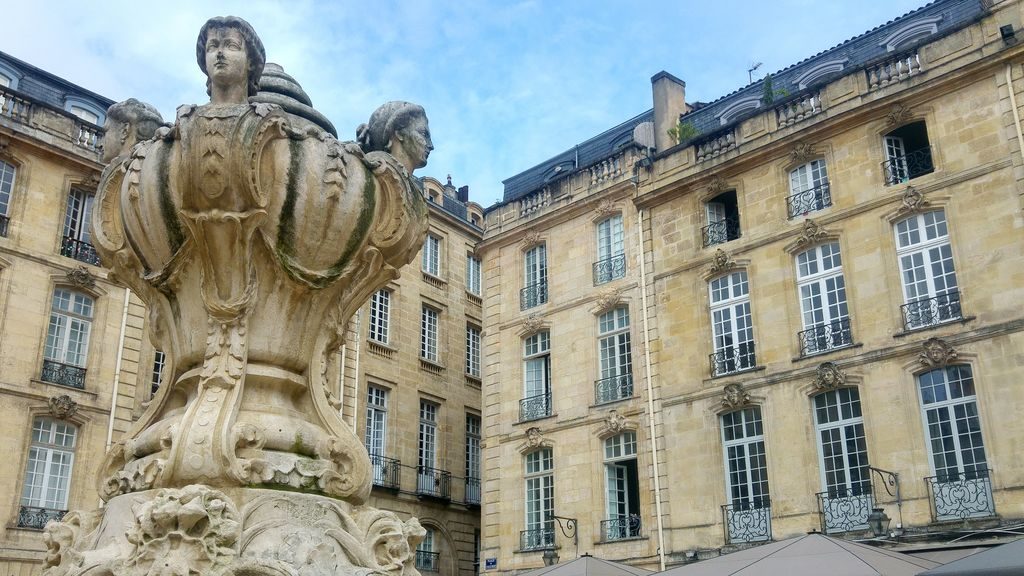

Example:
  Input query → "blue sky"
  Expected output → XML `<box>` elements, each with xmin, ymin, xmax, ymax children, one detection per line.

<box><xmin>5</xmin><ymin>0</ymin><xmax>930</xmax><ymax>207</ymax></box>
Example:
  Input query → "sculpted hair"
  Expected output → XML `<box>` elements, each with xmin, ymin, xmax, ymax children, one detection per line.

<box><xmin>196</xmin><ymin>16</ymin><xmax>266</xmax><ymax>97</ymax></box>
<box><xmin>357</xmin><ymin>101</ymin><xmax>426</xmax><ymax>154</ymax></box>
<box><xmin>107</xmin><ymin>99</ymin><xmax>164</xmax><ymax>141</ymax></box>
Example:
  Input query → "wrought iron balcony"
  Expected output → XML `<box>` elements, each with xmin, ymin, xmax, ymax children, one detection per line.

<box><xmin>60</xmin><ymin>236</ymin><xmax>101</xmax><ymax>266</ymax></box>
<box><xmin>595</xmin><ymin>374</ymin><xmax>633</xmax><ymax>405</ymax></box>
<box><xmin>41</xmin><ymin>359</ymin><xmax>86</xmax><ymax>389</ymax></box>
<box><xmin>0</xmin><ymin>214</ymin><xmax>9</xmax><ymax>237</ymax></box>
<box><xmin>415</xmin><ymin>550</ymin><xmax>440</xmax><ymax>572</ymax></box>
<box><xmin>702</xmin><ymin>217</ymin><xmax>741</xmax><ymax>247</ymax></box>
<box><xmin>519</xmin><ymin>393</ymin><xmax>551</xmax><ymax>422</ymax></box>
<box><xmin>17</xmin><ymin>506</ymin><xmax>66</xmax><ymax>530</ymax></box>
<box><xmin>722</xmin><ymin>498</ymin><xmax>772</xmax><ymax>544</ymax></box>
<box><xmin>593</xmin><ymin>253</ymin><xmax>626</xmax><ymax>285</ymax></box>
<box><xmin>798</xmin><ymin>318</ymin><xmax>852</xmax><ymax>356</ymax></box>
<box><xmin>816</xmin><ymin>486</ymin><xmax>873</xmax><ymax>534</ymax></box>
<box><xmin>465</xmin><ymin>477</ymin><xmax>481</xmax><ymax>505</ymax></box>
<box><xmin>786</xmin><ymin>181</ymin><xmax>832</xmax><ymax>218</ymax></box>
<box><xmin>882</xmin><ymin>146</ymin><xmax>934</xmax><ymax>185</ymax></box>
<box><xmin>416</xmin><ymin>466</ymin><xmax>451</xmax><ymax>501</ymax></box>
<box><xmin>520</xmin><ymin>281</ymin><xmax>549</xmax><ymax>310</ymax></box>
<box><xmin>369</xmin><ymin>454</ymin><xmax>401</xmax><ymax>490</ymax></box>
<box><xmin>925</xmin><ymin>468</ymin><xmax>995</xmax><ymax>522</ymax></box>
<box><xmin>902</xmin><ymin>291</ymin><xmax>962</xmax><ymax>331</ymax></box>
<box><xmin>601</xmin><ymin>514</ymin><xmax>642</xmax><ymax>541</ymax></box>
<box><xmin>519</xmin><ymin>527</ymin><xmax>555</xmax><ymax>551</ymax></box>
<box><xmin>709</xmin><ymin>343</ymin><xmax>756</xmax><ymax>377</ymax></box>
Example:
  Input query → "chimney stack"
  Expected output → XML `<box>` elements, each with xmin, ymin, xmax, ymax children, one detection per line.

<box><xmin>651</xmin><ymin>71</ymin><xmax>687</xmax><ymax>153</ymax></box>
<box><xmin>458</xmin><ymin>185</ymin><xmax>469</xmax><ymax>203</ymax></box>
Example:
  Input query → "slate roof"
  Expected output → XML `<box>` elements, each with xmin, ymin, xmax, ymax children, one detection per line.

<box><xmin>497</xmin><ymin>0</ymin><xmax>985</xmax><ymax>207</ymax></box>
<box><xmin>0</xmin><ymin>50</ymin><xmax>115</xmax><ymax>118</ymax></box>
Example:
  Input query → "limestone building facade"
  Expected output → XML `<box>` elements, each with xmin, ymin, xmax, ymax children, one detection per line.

<box><xmin>479</xmin><ymin>0</ymin><xmax>1024</xmax><ymax>572</ymax></box>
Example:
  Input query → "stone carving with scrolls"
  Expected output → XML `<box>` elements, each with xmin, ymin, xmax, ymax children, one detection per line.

<box><xmin>899</xmin><ymin>186</ymin><xmax>929</xmax><ymax>215</ymax></box>
<box><xmin>48</xmin><ymin>395</ymin><xmax>79</xmax><ymax>420</ymax></box>
<box><xmin>919</xmin><ymin>337</ymin><xmax>958</xmax><ymax>368</ymax></box>
<box><xmin>886</xmin><ymin>102</ymin><xmax>912</xmax><ymax>125</ymax></box>
<box><xmin>708</xmin><ymin>249</ymin><xmax>736</xmax><ymax>276</ymax></box>
<box><xmin>793</xmin><ymin>219</ymin><xmax>829</xmax><ymax>250</ymax></box>
<box><xmin>790</xmin><ymin>141</ymin><xmax>815</xmax><ymax>164</ymax></box>
<box><xmin>65</xmin><ymin>267</ymin><xmax>95</xmax><ymax>290</ymax></box>
<box><xmin>721</xmin><ymin>383</ymin><xmax>751</xmax><ymax>410</ymax></box>
<box><xmin>813</xmin><ymin>362</ymin><xmax>847</xmax><ymax>390</ymax></box>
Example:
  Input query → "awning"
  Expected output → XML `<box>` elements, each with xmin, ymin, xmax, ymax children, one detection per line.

<box><xmin>517</xmin><ymin>554</ymin><xmax>653</xmax><ymax>576</ymax></box>
<box><xmin>917</xmin><ymin>538</ymin><xmax>1024</xmax><ymax>576</ymax></box>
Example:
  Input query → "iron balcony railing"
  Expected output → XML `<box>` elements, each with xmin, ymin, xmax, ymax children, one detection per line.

<box><xmin>722</xmin><ymin>498</ymin><xmax>772</xmax><ymax>544</ymax></box>
<box><xmin>465</xmin><ymin>477</ymin><xmax>481</xmax><ymax>505</ymax></box>
<box><xmin>0</xmin><ymin>214</ymin><xmax>9</xmax><ymax>237</ymax></box>
<box><xmin>41</xmin><ymin>359</ymin><xmax>86</xmax><ymax>389</ymax></box>
<box><xmin>60</xmin><ymin>236</ymin><xmax>101</xmax><ymax>266</ymax></box>
<box><xmin>520</xmin><ymin>281</ymin><xmax>549</xmax><ymax>310</ymax></box>
<box><xmin>595</xmin><ymin>374</ymin><xmax>633</xmax><ymax>405</ymax></box>
<box><xmin>17</xmin><ymin>506</ymin><xmax>66</xmax><ymax>530</ymax></box>
<box><xmin>520</xmin><ymin>527</ymin><xmax>555</xmax><ymax>551</ymax></box>
<box><xmin>709</xmin><ymin>343</ymin><xmax>756</xmax><ymax>377</ymax></box>
<box><xmin>369</xmin><ymin>454</ymin><xmax>401</xmax><ymax>490</ymax></box>
<box><xmin>601</xmin><ymin>514</ymin><xmax>642</xmax><ymax>542</ymax></box>
<box><xmin>519</xmin><ymin>392</ymin><xmax>551</xmax><ymax>422</ymax></box>
<box><xmin>702</xmin><ymin>217</ymin><xmax>740</xmax><ymax>247</ymax></box>
<box><xmin>786</xmin><ymin>181</ymin><xmax>832</xmax><ymax>218</ymax></box>
<box><xmin>798</xmin><ymin>318</ymin><xmax>853</xmax><ymax>356</ymax></box>
<box><xmin>593</xmin><ymin>253</ymin><xmax>626</xmax><ymax>285</ymax></box>
<box><xmin>416</xmin><ymin>466</ymin><xmax>451</xmax><ymax>501</ymax></box>
<box><xmin>816</xmin><ymin>485</ymin><xmax>873</xmax><ymax>534</ymax></box>
<box><xmin>882</xmin><ymin>146</ymin><xmax>934</xmax><ymax>185</ymax></box>
<box><xmin>925</xmin><ymin>468</ymin><xmax>995</xmax><ymax>522</ymax></box>
<box><xmin>415</xmin><ymin>550</ymin><xmax>440</xmax><ymax>572</ymax></box>
<box><xmin>902</xmin><ymin>291</ymin><xmax>962</xmax><ymax>331</ymax></box>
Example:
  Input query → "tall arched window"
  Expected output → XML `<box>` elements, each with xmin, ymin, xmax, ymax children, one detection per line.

<box><xmin>522</xmin><ymin>243</ymin><xmax>548</xmax><ymax>309</ymax></box>
<box><xmin>894</xmin><ymin>209</ymin><xmax>960</xmax><ymax>330</ymax></box>
<box><xmin>594</xmin><ymin>214</ymin><xmax>625</xmax><ymax>284</ymax></box>
<box><xmin>813</xmin><ymin>388</ymin><xmax>872</xmax><ymax>534</ymax></box>
<box><xmin>522</xmin><ymin>448</ymin><xmax>554</xmax><ymax>550</ymax></box>
<box><xmin>603</xmin><ymin>432</ymin><xmax>640</xmax><ymax>541</ymax></box>
<box><xmin>42</xmin><ymin>288</ymin><xmax>94</xmax><ymax>389</ymax></box>
<box><xmin>796</xmin><ymin>243</ymin><xmax>851</xmax><ymax>355</ymax></box>
<box><xmin>709</xmin><ymin>271</ymin><xmax>755</xmax><ymax>376</ymax></box>
<box><xmin>0</xmin><ymin>158</ymin><xmax>15</xmax><ymax>237</ymax></box>
<box><xmin>596</xmin><ymin>307</ymin><xmax>632</xmax><ymax>404</ymax></box>
<box><xmin>521</xmin><ymin>331</ymin><xmax>551</xmax><ymax>421</ymax></box>
<box><xmin>721</xmin><ymin>407</ymin><xmax>771</xmax><ymax>543</ymax></box>
<box><xmin>18</xmin><ymin>417</ymin><xmax>77</xmax><ymax>529</ymax></box>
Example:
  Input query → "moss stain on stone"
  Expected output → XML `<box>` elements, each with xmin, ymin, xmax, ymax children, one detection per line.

<box><xmin>155</xmin><ymin>143</ymin><xmax>184</xmax><ymax>251</ymax></box>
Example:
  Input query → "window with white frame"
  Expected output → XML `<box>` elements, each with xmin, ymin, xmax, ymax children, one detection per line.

<box><xmin>595</xmin><ymin>214</ymin><xmax>625</xmax><ymax>284</ymax></box>
<box><xmin>796</xmin><ymin>243</ymin><xmax>851</xmax><ymax>355</ymax></box>
<box><xmin>43</xmin><ymin>289</ymin><xmax>94</xmax><ymax>388</ymax></box>
<box><xmin>524</xmin><ymin>448</ymin><xmax>554</xmax><ymax>550</ymax></box>
<box><xmin>417</xmin><ymin>400</ymin><xmax>439</xmax><ymax>493</ymax></box>
<box><xmin>420</xmin><ymin>305</ymin><xmax>439</xmax><ymax>363</ymax></box>
<box><xmin>415</xmin><ymin>527</ymin><xmax>438</xmax><ymax>572</ymax></box>
<box><xmin>787</xmin><ymin>159</ymin><xmax>831</xmax><ymax>218</ymax></box>
<box><xmin>604</xmin><ymin>432</ymin><xmax>640</xmax><ymax>540</ymax></box>
<box><xmin>521</xmin><ymin>331</ymin><xmax>551</xmax><ymax>421</ymax></box>
<box><xmin>0</xmin><ymin>74</ymin><xmax>11</xmax><ymax>88</ymax></box>
<box><xmin>703</xmin><ymin>191</ymin><xmax>741</xmax><ymax>247</ymax></box>
<box><xmin>895</xmin><ymin>210</ymin><xmax>960</xmax><ymax>330</ymax></box>
<box><xmin>68</xmin><ymin>105</ymin><xmax>99</xmax><ymax>125</ymax></box>
<box><xmin>365</xmin><ymin>386</ymin><xmax>388</xmax><ymax>458</ymax></box>
<box><xmin>465</xmin><ymin>414</ymin><xmax>481</xmax><ymax>504</ymax></box>
<box><xmin>422</xmin><ymin>234</ymin><xmax>441</xmax><ymax>277</ymax></box>
<box><xmin>466</xmin><ymin>325</ymin><xmax>481</xmax><ymax>378</ymax></box>
<box><xmin>522</xmin><ymin>244</ymin><xmax>548</xmax><ymax>309</ymax></box>
<box><xmin>368</xmin><ymin>289</ymin><xmax>391</xmax><ymax>344</ymax></box>
<box><xmin>883</xmin><ymin>121</ymin><xmax>933</xmax><ymax>185</ymax></box>
<box><xmin>814</xmin><ymin>388</ymin><xmax>872</xmax><ymax>533</ymax></box>
<box><xmin>1</xmin><ymin>159</ymin><xmax>15</xmax><ymax>227</ymax></box>
<box><xmin>721</xmin><ymin>407</ymin><xmax>771</xmax><ymax>543</ymax></box>
<box><xmin>150</xmin><ymin>350</ymin><xmax>166</xmax><ymax>396</ymax></box>
<box><xmin>466</xmin><ymin>254</ymin><xmax>482</xmax><ymax>296</ymax></box>
<box><xmin>20</xmin><ymin>417</ymin><xmax>77</xmax><ymax>525</ymax></box>
<box><xmin>62</xmin><ymin>189</ymin><xmax>99</xmax><ymax>265</ymax></box>
<box><xmin>596</xmin><ymin>307</ymin><xmax>632</xmax><ymax>404</ymax></box>
<box><xmin>709</xmin><ymin>271</ymin><xmax>755</xmax><ymax>376</ymax></box>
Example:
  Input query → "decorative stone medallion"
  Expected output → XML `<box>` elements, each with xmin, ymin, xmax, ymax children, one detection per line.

<box><xmin>813</xmin><ymin>362</ymin><xmax>847</xmax><ymax>390</ymax></box>
<box><xmin>919</xmin><ymin>337</ymin><xmax>958</xmax><ymax>368</ymax></box>
<box><xmin>48</xmin><ymin>395</ymin><xmax>79</xmax><ymax>420</ymax></box>
<box><xmin>708</xmin><ymin>249</ymin><xmax>736</xmax><ymax>276</ymax></box>
<box><xmin>65</xmin><ymin>266</ymin><xmax>96</xmax><ymax>289</ymax></box>
<box><xmin>790</xmin><ymin>141</ymin><xmax>815</xmax><ymax>164</ymax></box>
<box><xmin>721</xmin><ymin>383</ymin><xmax>751</xmax><ymax>410</ymax></box>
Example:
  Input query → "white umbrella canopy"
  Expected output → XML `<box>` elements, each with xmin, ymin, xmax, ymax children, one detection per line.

<box><xmin>656</xmin><ymin>534</ymin><xmax>940</xmax><ymax>576</ymax></box>
<box><xmin>517</xmin><ymin>554</ymin><xmax>653</xmax><ymax>576</ymax></box>
<box><xmin>917</xmin><ymin>538</ymin><xmax>1024</xmax><ymax>576</ymax></box>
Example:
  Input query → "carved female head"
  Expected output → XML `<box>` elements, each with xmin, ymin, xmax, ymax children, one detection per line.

<box><xmin>357</xmin><ymin>101</ymin><xmax>433</xmax><ymax>173</ymax></box>
<box><xmin>195</xmin><ymin>16</ymin><xmax>266</xmax><ymax>99</ymax></box>
<box><xmin>102</xmin><ymin>99</ymin><xmax>164</xmax><ymax>163</ymax></box>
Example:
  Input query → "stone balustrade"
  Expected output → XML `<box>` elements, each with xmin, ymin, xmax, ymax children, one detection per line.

<box><xmin>775</xmin><ymin>91</ymin><xmax>822</xmax><ymax>128</ymax></box>
<box><xmin>0</xmin><ymin>86</ymin><xmax>33</xmax><ymax>123</ymax></box>
<box><xmin>866</xmin><ymin>50</ymin><xmax>922</xmax><ymax>90</ymax></box>
<box><xmin>518</xmin><ymin>188</ymin><xmax>551</xmax><ymax>218</ymax></box>
<box><xmin>0</xmin><ymin>85</ymin><xmax>104</xmax><ymax>161</ymax></box>
<box><xmin>694</xmin><ymin>128</ymin><xmax>737</xmax><ymax>163</ymax></box>
<box><xmin>76</xmin><ymin>122</ymin><xmax>103</xmax><ymax>151</ymax></box>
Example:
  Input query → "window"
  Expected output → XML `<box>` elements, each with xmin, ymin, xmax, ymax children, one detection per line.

<box><xmin>521</xmin><ymin>244</ymin><xmax>548</xmax><ymax>310</ymax></box>
<box><xmin>521</xmin><ymin>331</ymin><xmax>551</xmax><ymax>421</ymax></box>
<box><xmin>417</xmin><ymin>400</ymin><xmax>440</xmax><ymax>494</ymax></box>
<box><xmin>466</xmin><ymin>325</ymin><xmax>481</xmax><ymax>378</ymax></box>
<box><xmin>594</xmin><ymin>214</ymin><xmax>625</xmax><ymax>284</ymax></box>
<box><xmin>422</xmin><ymin>234</ymin><xmax>441</xmax><ymax>277</ymax></box>
<box><xmin>703</xmin><ymin>190</ymin><xmax>741</xmax><ymax>247</ymax></box>
<box><xmin>42</xmin><ymin>289</ymin><xmax>94</xmax><ymax>389</ymax></box>
<box><xmin>68</xmin><ymin>106</ymin><xmax>99</xmax><ymax>125</ymax></box>
<box><xmin>368</xmin><ymin>289</ymin><xmax>390</xmax><ymax>344</ymax></box>
<box><xmin>787</xmin><ymin>159</ymin><xmax>831</xmax><ymax>218</ymax></box>
<box><xmin>0</xmin><ymin>74</ymin><xmax>11</xmax><ymax>88</ymax></box>
<box><xmin>596</xmin><ymin>307</ymin><xmax>632</xmax><ymax>404</ymax></box>
<box><xmin>420</xmin><ymin>306</ymin><xmax>439</xmax><ymax>363</ymax></box>
<box><xmin>61</xmin><ymin>189</ymin><xmax>100</xmax><ymax>265</ymax></box>
<box><xmin>721</xmin><ymin>407</ymin><xmax>771</xmax><ymax>543</ymax></box>
<box><xmin>814</xmin><ymin>388</ymin><xmax>872</xmax><ymax>533</ymax></box>
<box><xmin>150</xmin><ymin>350</ymin><xmax>166</xmax><ymax>396</ymax></box>
<box><xmin>895</xmin><ymin>210</ymin><xmax>960</xmax><ymax>330</ymax></box>
<box><xmin>416</xmin><ymin>527</ymin><xmax>439</xmax><ymax>572</ymax></box>
<box><xmin>918</xmin><ymin>365</ymin><xmax>994</xmax><ymax>520</ymax></box>
<box><xmin>465</xmin><ymin>414</ymin><xmax>481</xmax><ymax>504</ymax></box>
<box><xmin>467</xmin><ymin>254</ymin><xmax>482</xmax><ymax>296</ymax></box>
<box><xmin>0</xmin><ymin>159</ymin><xmax>14</xmax><ymax>237</ymax></box>
<box><xmin>365</xmin><ymin>386</ymin><xmax>392</xmax><ymax>487</ymax></box>
<box><xmin>19</xmin><ymin>418</ymin><xmax>77</xmax><ymax>529</ymax></box>
<box><xmin>883</xmin><ymin>121</ymin><xmax>933</xmax><ymax>185</ymax></box>
<box><xmin>796</xmin><ymin>243</ymin><xmax>851</xmax><ymax>355</ymax></box>
<box><xmin>603</xmin><ymin>432</ymin><xmax>640</xmax><ymax>541</ymax></box>
<box><xmin>523</xmin><ymin>449</ymin><xmax>554</xmax><ymax>550</ymax></box>
<box><xmin>709</xmin><ymin>272</ymin><xmax>755</xmax><ymax>376</ymax></box>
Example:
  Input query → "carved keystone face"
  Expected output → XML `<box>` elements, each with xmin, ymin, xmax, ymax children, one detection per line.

<box><xmin>205</xmin><ymin>27</ymin><xmax>248</xmax><ymax>93</ymax></box>
<box><xmin>399</xmin><ymin>114</ymin><xmax>433</xmax><ymax>170</ymax></box>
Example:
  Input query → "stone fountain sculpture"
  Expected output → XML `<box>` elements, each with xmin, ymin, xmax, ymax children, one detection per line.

<box><xmin>44</xmin><ymin>16</ymin><xmax>432</xmax><ymax>576</ymax></box>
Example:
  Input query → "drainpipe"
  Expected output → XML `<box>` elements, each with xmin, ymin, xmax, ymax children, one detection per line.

<box><xmin>1006</xmin><ymin>64</ymin><xmax>1024</xmax><ymax>173</ymax></box>
<box><xmin>105</xmin><ymin>287</ymin><xmax>131</xmax><ymax>451</ymax></box>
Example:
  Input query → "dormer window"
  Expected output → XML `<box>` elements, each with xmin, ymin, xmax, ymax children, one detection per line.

<box><xmin>63</xmin><ymin>98</ymin><xmax>105</xmax><ymax>126</ymax></box>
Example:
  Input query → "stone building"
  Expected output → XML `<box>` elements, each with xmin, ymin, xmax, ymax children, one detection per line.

<box><xmin>0</xmin><ymin>51</ymin><xmax>485</xmax><ymax>575</ymax></box>
<box><xmin>479</xmin><ymin>0</ymin><xmax>1024</xmax><ymax>572</ymax></box>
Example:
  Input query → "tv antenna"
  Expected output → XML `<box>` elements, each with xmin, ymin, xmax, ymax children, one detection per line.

<box><xmin>748</xmin><ymin>62</ymin><xmax>763</xmax><ymax>84</ymax></box>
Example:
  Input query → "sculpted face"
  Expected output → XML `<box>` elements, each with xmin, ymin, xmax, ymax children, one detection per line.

<box><xmin>100</xmin><ymin>117</ymin><xmax>123</xmax><ymax>163</ymax></box>
<box><xmin>205</xmin><ymin>27</ymin><xmax>248</xmax><ymax>95</ymax></box>
<box><xmin>398</xmin><ymin>114</ymin><xmax>433</xmax><ymax>171</ymax></box>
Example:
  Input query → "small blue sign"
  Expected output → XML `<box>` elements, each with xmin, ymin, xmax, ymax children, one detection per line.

<box><xmin>485</xmin><ymin>558</ymin><xmax>498</xmax><ymax>570</ymax></box>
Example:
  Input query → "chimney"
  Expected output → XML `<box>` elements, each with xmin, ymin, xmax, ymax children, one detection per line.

<box><xmin>651</xmin><ymin>71</ymin><xmax>687</xmax><ymax>153</ymax></box>
<box><xmin>458</xmin><ymin>185</ymin><xmax>469</xmax><ymax>203</ymax></box>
